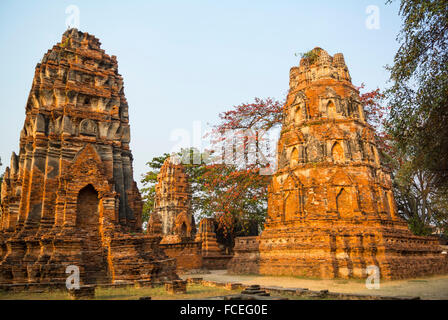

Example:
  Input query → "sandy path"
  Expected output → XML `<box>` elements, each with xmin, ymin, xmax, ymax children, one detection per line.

<box><xmin>181</xmin><ymin>270</ymin><xmax>448</xmax><ymax>300</ymax></box>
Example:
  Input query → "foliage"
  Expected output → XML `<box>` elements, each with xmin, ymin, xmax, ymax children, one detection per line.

<box><xmin>357</xmin><ymin>84</ymin><xmax>397</xmax><ymax>167</ymax></box>
<box><xmin>140</xmin><ymin>148</ymin><xmax>211</xmax><ymax>225</ymax></box>
<box><xmin>359</xmin><ymin>83</ymin><xmax>448</xmax><ymax>236</ymax></box>
<box><xmin>196</xmin><ymin>163</ymin><xmax>269</xmax><ymax>248</ymax></box>
<box><xmin>140</xmin><ymin>153</ymin><xmax>171</xmax><ymax>224</ymax></box>
<box><xmin>207</xmin><ymin>89</ymin><xmax>390</xmax><ymax>243</ymax></box>
<box><xmin>207</xmin><ymin>97</ymin><xmax>284</xmax><ymax>245</ymax></box>
<box><xmin>295</xmin><ymin>48</ymin><xmax>321</xmax><ymax>64</ymax></box>
<box><xmin>393</xmin><ymin>159</ymin><xmax>448</xmax><ymax>236</ymax></box>
<box><xmin>215</xmin><ymin>97</ymin><xmax>283</xmax><ymax>133</ymax></box>
<box><xmin>385</xmin><ymin>0</ymin><xmax>448</xmax><ymax>188</ymax></box>
<box><xmin>382</xmin><ymin>0</ymin><xmax>448</xmax><ymax>235</ymax></box>
<box><xmin>140</xmin><ymin>146</ymin><xmax>268</xmax><ymax>248</ymax></box>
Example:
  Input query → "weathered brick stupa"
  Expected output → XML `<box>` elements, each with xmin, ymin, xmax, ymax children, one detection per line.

<box><xmin>148</xmin><ymin>158</ymin><xmax>233</xmax><ymax>271</ymax></box>
<box><xmin>151</xmin><ymin>157</ymin><xmax>196</xmax><ymax>244</ymax></box>
<box><xmin>0</xmin><ymin>29</ymin><xmax>178</xmax><ymax>286</ymax></box>
<box><xmin>147</xmin><ymin>157</ymin><xmax>202</xmax><ymax>271</ymax></box>
<box><xmin>229</xmin><ymin>48</ymin><xmax>448</xmax><ymax>280</ymax></box>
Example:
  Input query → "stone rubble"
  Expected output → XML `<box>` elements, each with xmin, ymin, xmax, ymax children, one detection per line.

<box><xmin>165</xmin><ymin>279</ymin><xmax>187</xmax><ymax>294</ymax></box>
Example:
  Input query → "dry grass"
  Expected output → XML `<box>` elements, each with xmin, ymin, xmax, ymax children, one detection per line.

<box><xmin>0</xmin><ymin>284</ymin><xmax>241</xmax><ymax>300</ymax></box>
<box><xmin>0</xmin><ymin>283</ymin><xmax>331</xmax><ymax>300</ymax></box>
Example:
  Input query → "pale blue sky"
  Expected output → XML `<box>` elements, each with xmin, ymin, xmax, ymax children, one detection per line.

<box><xmin>0</xmin><ymin>0</ymin><xmax>401</xmax><ymax>185</ymax></box>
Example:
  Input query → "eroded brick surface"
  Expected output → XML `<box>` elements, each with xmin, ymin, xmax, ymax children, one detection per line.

<box><xmin>149</xmin><ymin>159</ymin><xmax>232</xmax><ymax>271</ymax></box>
<box><xmin>196</xmin><ymin>218</ymin><xmax>233</xmax><ymax>270</ymax></box>
<box><xmin>228</xmin><ymin>48</ymin><xmax>448</xmax><ymax>279</ymax></box>
<box><xmin>0</xmin><ymin>29</ymin><xmax>178</xmax><ymax>286</ymax></box>
<box><xmin>149</xmin><ymin>157</ymin><xmax>196</xmax><ymax>243</ymax></box>
<box><xmin>148</xmin><ymin>157</ymin><xmax>202</xmax><ymax>271</ymax></box>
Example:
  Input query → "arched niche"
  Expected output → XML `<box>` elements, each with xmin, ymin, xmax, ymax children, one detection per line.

<box><xmin>331</xmin><ymin>142</ymin><xmax>344</xmax><ymax>162</ymax></box>
<box><xmin>280</xmin><ymin>174</ymin><xmax>304</xmax><ymax>221</ymax></box>
<box><xmin>336</xmin><ymin>188</ymin><xmax>352</xmax><ymax>217</ymax></box>
<box><xmin>328</xmin><ymin>170</ymin><xmax>360</xmax><ymax>216</ymax></box>
<box><xmin>180</xmin><ymin>222</ymin><xmax>187</xmax><ymax>238</ymax></box>
<box><xmin>76</xmin><ymin>184</ymin><xmax>99</xmax><ymax>230</ymax></box>
<box><xmin>387</xmin><ymin>191</ymin><xmax>397</xmax><ymax>219</ymax></box>
<box><xmin>284</xmin><ymin>191</ymin><xmax>299</xmax><ymax>221</ymax></box>
<box><xmin>294</xmin><ymin>105</ymin><xmax>301</xmax><ymax>124</ymax></box>
<box><xmin>290</xmin><ymin>147</ymin><xmax>299</xmax><ymax>167</ymax></box>
<box><xmin>327</xmin><ymin>101</ymin><xmax>336</xmax><ymax>118</ymax></box>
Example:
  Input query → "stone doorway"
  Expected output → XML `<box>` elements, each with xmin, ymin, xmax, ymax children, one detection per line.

<box><xmin>76</xmin><ymin>184</ymin><xmax>99</xmax><ymax>231</ymax></box>
<box><xmin>336</xmin><ymin>188</ymin><xmax>352</xmax><ymax>217</ymax></box>
<box><xmin>75</xmin><ymin>184</ymin><xmax>109</xmax><ymax>284</ymax></box>
<box><xmin>180</xmin><ymin>222</ymin><xmax>187</xmax><ymax>238</ymax></box>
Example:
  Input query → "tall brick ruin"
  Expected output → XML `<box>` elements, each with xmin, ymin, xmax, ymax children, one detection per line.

<box><xmin>0</xmin><ymin>29</ymin><xmax>178</xmax><ymax>286</ymax></box>
<box><xmin>229</xmin><ymin>48</ymin><xmax>448</xmax><ymax>279</ymax></box>
<box><xmin>149</xmin><ymin>158</ymin><xmax>232</xmax><ymax>271</ymax></box>
<box><xmin>147</xmin><ymin>157</ymin><xmax>203</xmax><ymax>272</ymax></box>
<box><xmin>151</xmin><ymin>157</ymin><xmax>196</xmax><ymax>244</ymax></box>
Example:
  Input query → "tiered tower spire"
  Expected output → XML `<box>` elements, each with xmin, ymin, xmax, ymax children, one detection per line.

<box><xmin>0</xmin><ymin>29</ymin><xmax>178</xmax><ymax>285</ymax></box>
<box><xmin>231</xmin><ymin>48</ymin><xmax>448</xmax><ymax>279</ymax></box>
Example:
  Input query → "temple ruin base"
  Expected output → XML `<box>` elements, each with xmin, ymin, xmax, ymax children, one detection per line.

<box><xmin>229</xmin><ymin>219</ymin><xmax>448</xmax><ymax>280</ymax></box>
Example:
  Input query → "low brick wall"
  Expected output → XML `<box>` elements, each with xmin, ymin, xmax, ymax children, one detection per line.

<box><xmin>0</xmin><ymin>282</ymin><xmax>66</xmax><ymax>292</ymax></box>
<box><xmin>68</xmin><ymin>285</ymin><xmax>95</xmax><ymax>300</ymax></box>
<box><xmin>160</xmin><ymin>242</ymin><xmax>203</xmax><ymax>272</ymax></box>
<box><xmin>227</xmin><ymin>236</ymin><xmax>260</xmax><ymax>274</ymax></box>
<box><xmin>203</xmin><ymin>255</ymin><xmax>233</xmax><ymax>270</ymax></box>
<box><xmin>165</xmin><ymin>280</ymin><xmax>187</xmax><ymax>294</ymax></box>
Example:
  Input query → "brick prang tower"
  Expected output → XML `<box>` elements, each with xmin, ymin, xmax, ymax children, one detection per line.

<box><xmin>0</xmin><ymin>29</ymin><xmax>178</xmax><ymax>286</ymax></box>
<box><xmin>230</xmin><ymin>48</ymin><xmax>448</xmax><ymax>280</ymax></box>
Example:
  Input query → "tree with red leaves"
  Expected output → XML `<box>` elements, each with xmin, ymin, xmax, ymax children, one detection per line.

<box><xmin>215</xmin><ymin>97</ymin><xmax>283</xmax><ymax>133</ymax></box>
<box><xmin>357</xmin><ymin>84</ymin><xmax>397</xmax><ymax>165</ymax></box>
<box><xmin>359</xmin><ymin>84</ymin><xmax>448</xmax><ymax>236</ymax></box>
<box><xmin>196</xmin><ymin>163</ymin><xmax>269</xmax><ymax>249</ymax></box>
<box><xmin>200</xmin><ymin>97</ymin><xmax>284</xmax><ymax>248</ymax></box>
<box><xmin>204</xmin><ymin>87</ymin><xmax>398</xmax><ymax>244</ymax></box>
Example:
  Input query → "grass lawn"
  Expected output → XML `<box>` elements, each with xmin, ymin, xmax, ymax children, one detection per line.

<box><xmin>0</xmin><ymin>283</ymin><xmax>333</xmax><ymax>300</ymax></box>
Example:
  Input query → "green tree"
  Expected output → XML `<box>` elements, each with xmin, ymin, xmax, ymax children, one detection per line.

<box><xmin>359</xmin><ymin>84</ymin><xmax>448</xmax><ymax>236</ymax></box>
<box><xmin>393</xmin><ymin>158</ymin><xmax>448</xmax><ymax>236</ymax></box>
<box><xmin>196</xmin><ymin>163</ymin><xmax>269</xmax><ymax>249</ymax></box>
<box><xmin>140</xmin><ymin>146</ymin><xmax>268</xmax><ymax>249</ymax></box>
<box><xmin>386</xmin><ymin>0</ymin><xmax>448</xmax><ymax>188</ymax></box>
<box><xmin>384</xmin><ymin>0</ymin><xmax>448</xmax><ymax>235</ymax></box>
<box><xmin>140</xmin><ymin>153</ymin><xmax>171</xmax><ymax>225</ymax></box>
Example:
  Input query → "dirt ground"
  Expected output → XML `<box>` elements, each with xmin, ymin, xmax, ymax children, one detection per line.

<box><xmin>181</xmin><ymin>270</ymin><xmax>448</xmax><ymax>300</ymax></box>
